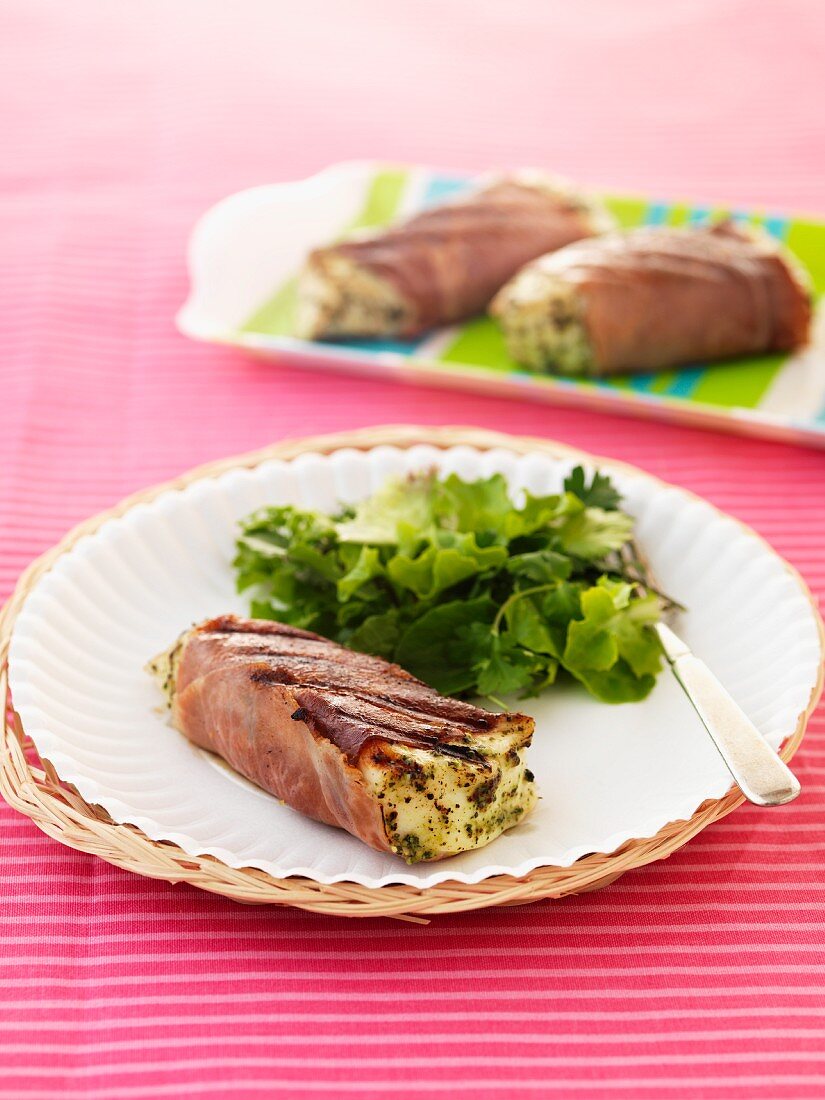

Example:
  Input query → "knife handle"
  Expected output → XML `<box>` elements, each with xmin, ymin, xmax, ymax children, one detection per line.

<box><xmin>670</xmin><ymin>653</ymin><xmax>801</xmax><ymax>807</ymax></box>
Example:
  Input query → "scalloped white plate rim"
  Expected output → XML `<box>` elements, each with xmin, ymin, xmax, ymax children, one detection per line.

<box><xmin>6</xmin><ymin>433</ymin><xmax>824</xmax><ymax>889</ymax></box>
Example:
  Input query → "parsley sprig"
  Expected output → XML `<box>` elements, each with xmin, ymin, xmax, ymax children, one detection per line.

<box><xmin>233</xmin><ymin>467</ymin><xmax>669</xmax><ymax>704</ymax></box>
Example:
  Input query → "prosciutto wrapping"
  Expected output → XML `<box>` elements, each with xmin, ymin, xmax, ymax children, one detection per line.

<box><xmin>148</xmin><ymin>615</ymin><xmax>537</xmax><ymax>863</ymax></box>
<box><xmin>491</xmin><ymin>221</ymin><xmax>812</xmax><ymax>376</ymax></box>
<box><xmin>296</xmin><ymin>173</ymin><xmax>613</xmax><ymax>339</ymax></box>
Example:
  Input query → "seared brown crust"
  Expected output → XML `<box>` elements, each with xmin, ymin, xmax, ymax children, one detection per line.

<box><xmin>525</xmin><ymin>221</ymin><xmax>811</xmax><ymax>375</ymax></box>
<box><xmin>170</xmin><ymin>616</ymin><xmax>532</xmax><ymax>855</ymax></box>
<box><xmin>184</xmin><ymin>615</ymin><xmax>508</xmax><ymax>757</ymax></box>
<box><xmin>308</xmin><ymin>178</ymin><xmax>605</xmax><ymax>334</ymax></box>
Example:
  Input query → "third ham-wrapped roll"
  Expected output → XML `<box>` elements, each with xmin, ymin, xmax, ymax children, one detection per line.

<box><xmin>491</xmin><ymin>221</ymin><xmax>812</xmax><ymax>376</ymax></box>
<box><xmin>296</xmin><ymin>173</ymin><xmax>614</xmax><ymax>339</ymax></box>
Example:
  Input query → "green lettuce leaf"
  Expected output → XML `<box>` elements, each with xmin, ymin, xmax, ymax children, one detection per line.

<box><xmin>334</xmin><ymin>473</ymin><xmax>434</xmax><ymax>547</ymax></box>
<box><xmin>395</xmin><ymin>598</ymin><xmax>497</xmax><ymax>695</ymax></box>
<box><xmin>556</xmin><ymin>507</ymin><xmax>635</xmax><ymax>560</ymax></box>
<box><xmin>564</xmin><ymin>466</ymin><xmax>622</xmax><ymax>511</ymax></box>
<box><xmin>344</xmin><ymin>610</ymin><xmax>403</xmax><ymax>659</ymax></box>
<box><xmin>562</xmin><ymin>577</ymin><xmax>662</xmax><ymax>701</ymax></box>
<box><xmin>336</xmin><ymin>545</ymin><xmax>384</xmax><ymax>601</ymax></box>
<box><xmin>388</xmin><ymin>536</ymin><xmax>507</xmax><ymax>600</ymax></box>
<box><xmin>474</xmin><ymin>633</ymin><xmax>539</xmax><ymax>698</ymax></box>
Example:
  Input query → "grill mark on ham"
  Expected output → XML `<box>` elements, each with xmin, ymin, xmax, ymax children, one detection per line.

<box><xmin>200</xmin><ymin>617</ymin><xmax>498</xmax><ymax>731</ymax></box>
<box><xmin>205</xmin><ymin>616</ymin><xmax>328</xmax><ymax>643</ymax></box>
<box><xmin>245</xmin><ymin>667</ymin><xmax>493</xmax><ymax>761</ymax></box>
<box><xmin>246</xmin><ymin>662</ymin><xmax>497</xmax><ymax>731</ymax></box>
<box><xmin>160</xmin><ymin>615</ymin><xmax>536</xmax><ymax>859</ymax></box>
<box><xmin>180</xmin><ymin>617</ymin><xmax>517</xmax><ymax>764</ymax></box>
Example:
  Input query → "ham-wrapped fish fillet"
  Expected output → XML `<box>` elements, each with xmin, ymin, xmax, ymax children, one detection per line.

<box><xmin>491</xmin><ymin>221</ymin><xmax>812</xmax><ymax>376</ymax></box>
<box><xmin>148</xmin><ymin>616</ymin><xmax>537</xmax><ymax>863</ymax></box>
<box><xmin>296</xmin><ymin>173</ymin><xmax>614</xmax><ymax>339</ymax></box>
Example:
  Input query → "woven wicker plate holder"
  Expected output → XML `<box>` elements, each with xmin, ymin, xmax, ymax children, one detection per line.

<box><xmin>1</xmin><ymin>426</ymin><xmax>821</xmax><ymax>920</ymax></box>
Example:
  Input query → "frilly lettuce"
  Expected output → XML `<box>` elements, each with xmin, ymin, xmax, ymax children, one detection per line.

<box><xmin>234</xmin><ymin>468</ymin><xmax>667</xmax><ymax>704</ymax></box>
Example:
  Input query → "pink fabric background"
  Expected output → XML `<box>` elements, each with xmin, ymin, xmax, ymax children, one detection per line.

<box><xmin>3</xmin><ymin>1</ymin><xmax>825</xmax><ymax>1096</ymax></box>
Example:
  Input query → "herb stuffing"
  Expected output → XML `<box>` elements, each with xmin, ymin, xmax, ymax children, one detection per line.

<box><xmin>233</xmin><ymin>467</ymin><xmax>671</xmax><ymax>704</ymax></box>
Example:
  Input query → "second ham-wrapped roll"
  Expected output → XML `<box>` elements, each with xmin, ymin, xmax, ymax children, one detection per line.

<box><xmin>296</xmin><ymin>173</ymin><xmax>614</xmax><ymax>339</ymax></box>
<box><xmin>491</xmin><ymin>221</ymin><xmax>812</xmax><ymax>376</ymax></box>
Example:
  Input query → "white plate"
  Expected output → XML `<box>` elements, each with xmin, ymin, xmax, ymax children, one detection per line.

<box><xmin>7</xmin><ymin>444</ymin><xmax>823</xmax><ymax>888</ymax></box>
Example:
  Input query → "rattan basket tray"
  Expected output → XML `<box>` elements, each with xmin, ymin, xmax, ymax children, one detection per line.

<box><xmin>1</xmin><ymin>426</ymin><xmax>822</xmax><ymax>920</ymax></box>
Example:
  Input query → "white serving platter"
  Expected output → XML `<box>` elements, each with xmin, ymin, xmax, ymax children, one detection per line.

<box><xmin>178</xmin><ymin>162</ymin><xmax>825</xmax><ymax>448</ymax></box>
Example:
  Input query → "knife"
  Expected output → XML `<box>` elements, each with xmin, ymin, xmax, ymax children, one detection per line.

<box><xmin>618</xmin><ymin>542</ymin><xmax>801</xmax><ymax>808</ymax></box>
<box><xmin>655</xmin><ymin>622</ymin><xmax>801</xmax><ymax>807</ymax></box>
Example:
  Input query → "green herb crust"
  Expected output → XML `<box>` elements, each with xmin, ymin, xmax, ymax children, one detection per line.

<box><xmin>362</xmin><ymin>723</ymin><xmax>536</xmax><ymax>863</ymax></box>
<box><xmin>233</xmin><ymin>467</ymin><xmax>666</xmax><ymax>705</ymax></box>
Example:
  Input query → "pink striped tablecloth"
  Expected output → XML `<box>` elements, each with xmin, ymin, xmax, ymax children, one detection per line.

<box><xmin>3</xmin><ymin>2</ymin><xmax>825</xmax><ymax>1096</ymax></box>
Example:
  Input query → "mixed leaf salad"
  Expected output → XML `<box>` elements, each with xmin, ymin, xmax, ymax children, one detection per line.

<box><xmin>233</xmin><ymin>467</ymin><xmax>672</xmax><ymax>704</ymax></box>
